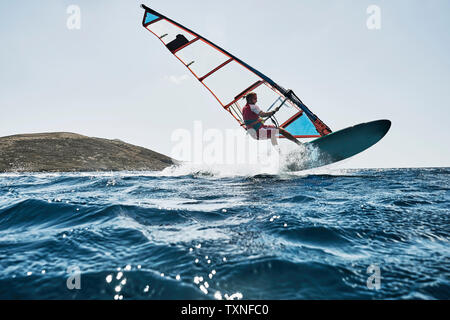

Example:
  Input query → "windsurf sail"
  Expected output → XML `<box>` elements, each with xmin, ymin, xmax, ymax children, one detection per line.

<box><xmin>141</xmin><ymin>4</ymin><xmax>332</xmax><ymax>138</ymax></box>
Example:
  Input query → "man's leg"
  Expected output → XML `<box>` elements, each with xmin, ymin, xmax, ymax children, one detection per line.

<box><xmin>279</xmin><ymin>128</ymin><xmax>302</xmax><ymax>145</ymax></box>
<box><xmin>257</xmin><ymin>126</ymin><xmax>280</xmax><ymax>151</ymax></box>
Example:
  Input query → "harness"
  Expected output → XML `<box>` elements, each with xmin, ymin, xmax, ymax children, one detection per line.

<box><xmin>243</xmin><ymin>104</ymin><xmax>264</xmax><ymax>131</ymax></box>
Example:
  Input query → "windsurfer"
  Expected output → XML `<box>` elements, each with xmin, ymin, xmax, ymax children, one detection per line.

<box><xmin>242</xmin><ymin>92</ymin><xmax>302</xmax><ymax>146</ymax></box>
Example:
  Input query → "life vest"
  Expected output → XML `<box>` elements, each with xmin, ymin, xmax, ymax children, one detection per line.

<box><xmin>242</xmin><ymin>104</ymin><xmax>264</xmax><ymax>131</ymax></box>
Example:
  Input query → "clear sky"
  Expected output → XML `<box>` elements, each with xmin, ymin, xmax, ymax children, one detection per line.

<box><xmin>1</xmin><ymin>0</ymin><xmax>449</xmax><ymax>168</ymax></box>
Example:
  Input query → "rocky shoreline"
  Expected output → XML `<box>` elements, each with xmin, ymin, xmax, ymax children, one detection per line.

<box><xmin>0</xmin><ymin>132</ymin><xmax>175</xmax><ymax>172</ymax></box>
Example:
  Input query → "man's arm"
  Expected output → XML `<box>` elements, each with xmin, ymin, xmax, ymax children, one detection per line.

<box><xmin>258</xmin><ymin>105</ymin><xmax>281</xmax><ymax>118</ymax></box>
<box><xmin>259</xmin><ymin>110</ymin><xmax>275</xmax><ymax>117</ymax></box>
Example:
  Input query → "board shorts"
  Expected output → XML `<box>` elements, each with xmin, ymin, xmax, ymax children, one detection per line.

<box><xmin>248</xmin><ymin>125</ymin><xmax>278</xmax><ymax>140</ymax></box>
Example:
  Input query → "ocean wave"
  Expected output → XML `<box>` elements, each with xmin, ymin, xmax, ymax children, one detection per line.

<box><xmin>0</xmin><ymin>168</ymin><xmax>448</xmax><ymax>299</ymax></box>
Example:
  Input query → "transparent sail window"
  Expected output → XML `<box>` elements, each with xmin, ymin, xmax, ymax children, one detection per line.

<box><xmin>202</xmin><ymin>61</ymin><xmax>261</xmax><ymax>106</ymax></box>
<box><xmin>175</xmin><ymin>39</ymin><xmax>231</xmax><ymax>79</ymax></box>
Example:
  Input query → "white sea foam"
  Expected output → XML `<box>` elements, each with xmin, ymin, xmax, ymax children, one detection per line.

<box><xmin>0</xmin><ymin>141</ymin><xmax>358</xmax><ymax>179</ymax></box>
<box><xmin>158</xmin><ymin>142</ymin><xmax>353</xmax><ymax>178</ymax></box>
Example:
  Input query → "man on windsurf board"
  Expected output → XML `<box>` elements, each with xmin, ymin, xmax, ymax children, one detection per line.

<box><xmin>242</xmin><ymin>92</ymin><xmax>302</xmax><ymax>146</ymax></box>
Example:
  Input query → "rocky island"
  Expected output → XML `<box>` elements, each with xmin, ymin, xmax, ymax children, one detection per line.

<box><xmin>0</xmin><ymin>132</ymin><xmax>175</xmax><ymax>172</ymax></box>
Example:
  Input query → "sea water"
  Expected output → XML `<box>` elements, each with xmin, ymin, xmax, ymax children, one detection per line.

<box><xmin>0</xmin><ymin>166</ymin><xmax>448</xmax><ymax>299</ymax></box>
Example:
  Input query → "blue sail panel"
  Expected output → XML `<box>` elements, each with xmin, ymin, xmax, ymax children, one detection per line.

<box><xmin>284</xmin><ymin>114</ymin><xmax>319</xmax><ymax>137</ymax></box>
<box><xmin>144</xmin><ymin>12</ymin><xmax>159</xmax><ymax>25</ymax></box>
